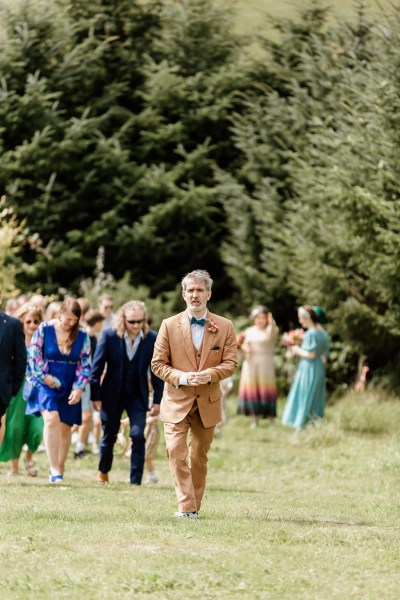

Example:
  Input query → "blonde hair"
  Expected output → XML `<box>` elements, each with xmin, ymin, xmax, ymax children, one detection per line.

<box><xmin>250</xmin><ymin>305</ymin><xmax>269</xmax><ymax>322</ymax></box>
<box><xmin>115</xmin><ymin>300</ymin><xmax>149</xmax><ymax>338</ymax></box>
<box><xmin>15</xmin><ymin>303</ymin><xmax>43</xmax><ymax>325</ymax></box>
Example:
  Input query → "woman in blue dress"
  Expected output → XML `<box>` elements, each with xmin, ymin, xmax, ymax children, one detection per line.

<box><xmin>26</xmin><ymin>298</ymin><xmax>91</xmax><ymax>483</ymax></box>
<box><xmin>282</xmin><ymin>305</ymin><xmax>329</xmax><ymax>430</ymax></box>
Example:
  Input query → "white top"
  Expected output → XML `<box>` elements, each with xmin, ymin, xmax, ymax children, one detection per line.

<box><xmin>179</xmin><ymin>310</ymin><xmax>208</xmax><ymax>385</ymax></box>
<box><xmin>190</xmin><ymin>310</ymin><xmax>207</xmax><ymax>350</ymax></box>
<box><xmin>124</xmin><ymin>330</ymin><xmax>144</xmax><ymax>361</ymax></box>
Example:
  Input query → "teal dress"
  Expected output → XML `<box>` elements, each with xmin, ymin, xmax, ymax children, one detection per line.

<box><xmin>282</xmin><ymin>328</ymin><xmax>329</xmax><ymax>429</ymax></box>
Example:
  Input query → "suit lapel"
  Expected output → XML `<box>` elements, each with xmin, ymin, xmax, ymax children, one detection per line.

<box><xmin>0</xmin><ymin>312</ymin><xmax>7</xmax><ymax>348</ymax></box>
<box><xmin>199</xmin><ymin>312</ymin><xmax>217</xmax><ymax>371</ymax></box>
<box><xmin>178</xmin><ymin>312</ymin><xmax>197</xmax><ymax>370</ymax></box>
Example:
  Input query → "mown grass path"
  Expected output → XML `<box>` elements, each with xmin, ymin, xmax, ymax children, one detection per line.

<box><xmin>0</xmin><ymin>395</ymin><xmax>399</xmax><ymax>599</ymax></box>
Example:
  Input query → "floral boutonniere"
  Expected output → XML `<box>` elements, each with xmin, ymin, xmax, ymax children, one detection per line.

<box><xmin>207</xmin><ymin>319</ymin><xmax>219</xmax><ymax>334</ymax></box>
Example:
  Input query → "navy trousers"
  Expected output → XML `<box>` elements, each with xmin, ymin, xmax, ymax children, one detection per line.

<box><xmin>99</xmin><ymin>400</ymin><xmax>147</xmax><ymax>484</ymax></box>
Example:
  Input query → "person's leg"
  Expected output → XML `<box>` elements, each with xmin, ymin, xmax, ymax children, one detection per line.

<box><xmin>189</xmin><ymin>411</ymin><xmax>215</xmax><ymax>512</ymax></box>
<box><xmin>98</xmin><ymin>407</ymin><xmax>123</xmax><ymax>476</ymax></box>
<box><xmin>144</xmin><ymin>419</ymin><xmax>160</xmax><ymax>482</ymax></box>
<box><xmin>0</xmin><ymin>410</ymin><xmax>6</xmax><ymax>446</ymax></box>
<box><xmin>92</xmin><ymin>410</ymin><xmax>102</xmax><ymax>454</ymax></box>
<box><xmin>42</xmin><ymin>410</ymin><xmax>62</xmax><ymax>474</ymax></box>
<box><xmin>164</xmin><ymin>417</ymin><xmax>197</xmax><ymax>513</ymax></box>
<box><xmin>125</xmin><ymin>405</ymin><xmax>146</xmax><ymax>485</ymax></box>
<box><xmin>75</xmin><ymin>409</ymin><xmax>92</xmax><ymax>455</ymax></box>
<box><xmin>10</xmin><ymin>458</ymin><xmax>19</xmax><ymax>475</ymax></box>
<box><xmin>58</xmin><ymin>422</ymin><xmax>72</xmax><ymax>475</ymax></box>
<box><xmin>250</xmin><ymin>414</ymin><xmax>258</xmax><ymax>428</ymax></box>
<box><xmin>24</xmin><ymin>449</ymin><xmax>38</xmax><ymax>477</ymax></box>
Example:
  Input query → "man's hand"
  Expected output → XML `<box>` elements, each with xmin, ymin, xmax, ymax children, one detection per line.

<box><xmin>187</xmin><ymin>370</ymin><xmax>211</xmax><ymax>386</ymax></box>
<box><xmin>92</xmin><ymin>400</ymin><xmax>102</xmax><ymax>412</ymax></box>
<box><xmin>149</xmin><ymin>404</ymin><xmax>160</xmax><ymax>417</ymax></box>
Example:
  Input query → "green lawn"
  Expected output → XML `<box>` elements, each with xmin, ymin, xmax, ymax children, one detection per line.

<box><xmin>0</xmin><ymin>392</ymin><xmax>399</xmax><ymax>599</ymax></box>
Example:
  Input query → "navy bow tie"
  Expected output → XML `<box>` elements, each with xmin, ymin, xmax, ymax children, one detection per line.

<box><xmin>190</xmin><ymin>316</ymin><xmax>206</xmax><ymax>327</ymax></box>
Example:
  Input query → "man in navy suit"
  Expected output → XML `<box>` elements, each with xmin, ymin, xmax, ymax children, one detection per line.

<box><xmin>91</xmin><ymin>300</ymin><xmax>163</xmax><ymax>485</ymax></box>
<box><xmin>0</xmin><ymin>288</ymin><xmax>27</xmax><ymax>427</ymax></box>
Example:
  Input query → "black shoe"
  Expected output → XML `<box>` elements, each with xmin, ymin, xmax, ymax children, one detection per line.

<box><xmin>74</xmin><ymin>450</ymin><xmax>87</xmax><ymax>460</ymax></box>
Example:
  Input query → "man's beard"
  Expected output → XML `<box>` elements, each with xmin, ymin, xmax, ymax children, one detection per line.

<box><xmin>187</xmin><ymin>302</ymin><xmax>206</xmax><ymax>313</ymax></box>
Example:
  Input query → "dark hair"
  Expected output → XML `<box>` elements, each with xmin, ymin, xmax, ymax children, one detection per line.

<box><xmin>303</xmin><ymin>305</ymin><xmax>319</xmax><ymax>324</ymax></box>
<box><xmin>85</xmin><ymin>309</ymin><xmax>105</xmax><ymax>327</ymax></box>
<box><xmin>313</xmin><ymin>305</ymin><xmax>328</xmax><ymax>325</ymax></box>
<box><xmin>59</xmin><ymin>298</ymin><xmax>81</xmax><ymax>353</ymax></box>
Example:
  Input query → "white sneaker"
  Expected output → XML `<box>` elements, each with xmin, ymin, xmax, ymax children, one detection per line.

<box><xmin>145</xmin><ymin>472</ymin><xmax>159</xmax><ymax>484</ymax></box>
<box><xmin>91</xmin><ymin>444</ymin><xmax>100</xmax><ymax>455</ymax></box>
<box><xmin>174</xmin><ymin>511</ymin><xmax>198</xmax><ymax>519</ymax></box>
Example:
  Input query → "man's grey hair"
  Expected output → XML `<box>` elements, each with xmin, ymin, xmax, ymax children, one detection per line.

<box><xmin>181</xmin><ymin>269</ymin><xmax>213</xmax><ymax>291</ymax></box>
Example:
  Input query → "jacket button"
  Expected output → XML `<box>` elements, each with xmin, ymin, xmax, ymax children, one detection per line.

<box><xmin>196</xmin><ymin>394</ymin><xmax>200</xmax><ymax>398</ymax></box>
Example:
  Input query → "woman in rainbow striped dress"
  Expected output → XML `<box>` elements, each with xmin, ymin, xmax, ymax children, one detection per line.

<box><xmin>237</xmin><ymin>306</ymin><xmax>278</xmax><ymax>427</ymax></box>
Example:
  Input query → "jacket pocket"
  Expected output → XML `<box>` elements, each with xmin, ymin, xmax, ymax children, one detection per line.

<box><xmin>209</xmin><ymin>394</ymin><xmax>221</xmax><ymax>403</ymax></box>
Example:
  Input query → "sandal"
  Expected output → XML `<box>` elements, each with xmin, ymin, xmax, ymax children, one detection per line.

<box><xmin>25</xmin><ymin>458</ymin><xmax>38</xmax><ymax>477</ymax></box>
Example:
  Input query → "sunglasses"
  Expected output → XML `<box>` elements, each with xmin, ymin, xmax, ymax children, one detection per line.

<box><xmin>126</xmin><ymin>319</ymin><xmax>144</xmax><ymax>324</ymax></box>
<box><xmin>25</xmin><ymin>319</ymin><xmax>40</xmax><ymax>325</ymax></box>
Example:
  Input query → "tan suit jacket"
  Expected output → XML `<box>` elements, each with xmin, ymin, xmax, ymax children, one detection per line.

<box><xmin>151</xmin><ymin>311</ymin><xmax>238</xmax><ymax>428</ymax></box>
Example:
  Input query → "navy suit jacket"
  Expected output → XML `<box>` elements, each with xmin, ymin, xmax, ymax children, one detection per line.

<box><xmin>90</xmin><ymin>328</ymin><xmax>163</xmax><ymax>412</ymax></box>
<box><xmin>0</xmin><ymin>311</ymin><xmax>27</xmax><ymax>410</ymax></box>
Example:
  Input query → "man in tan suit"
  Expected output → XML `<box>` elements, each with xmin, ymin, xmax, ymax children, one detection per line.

<box><xmin>151</xmin><ymin>269</ymin><xmax>237</xmax><ymax>519</ymax></box>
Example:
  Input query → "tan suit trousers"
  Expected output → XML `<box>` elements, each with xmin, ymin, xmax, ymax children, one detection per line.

<box><xmin>164</xmin><ymin>409</ymin><xmax>215</xmax><ymax>513</ymax></box>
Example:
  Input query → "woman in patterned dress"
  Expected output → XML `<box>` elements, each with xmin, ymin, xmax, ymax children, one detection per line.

<box><xmin>25</xmin><ymin>298</ymin><xmax>91</xmax><ymax>483</ymax></box>
<box><xmin>237</xmin><ymin>305</ymin><xmax>279</xmax><ymax>428</ymax></box>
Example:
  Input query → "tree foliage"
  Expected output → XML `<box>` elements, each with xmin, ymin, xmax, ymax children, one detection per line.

<box><xmin>221</xmin><ymin>4</ymin><xmax>400</xmax><ymax>379</ymax></box>
<box><xmin>2</xmin><ymin>0</ymin><xmax>400</xmax><ymax>382</ymax></box>
<box><xmin>0</xmin><ymin>0</ymin><xmax>252</xmax><ymax>298</ymax></box>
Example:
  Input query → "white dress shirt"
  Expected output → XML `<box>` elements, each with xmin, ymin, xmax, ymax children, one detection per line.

<box><xmin>179</xmin><ymin>311</ymin><xmax>208</xmax><ymax>385</ymax></box>
<box><xmin>124</xmin><ymin>330</ymin><xmax>144</xmax><ymax>361</ymax></box>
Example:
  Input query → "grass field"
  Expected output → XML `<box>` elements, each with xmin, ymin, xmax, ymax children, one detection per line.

<box><xmin>0</xmin><ymin>391</ymin><xmax>399</xmax><ymax>599</ymax></box>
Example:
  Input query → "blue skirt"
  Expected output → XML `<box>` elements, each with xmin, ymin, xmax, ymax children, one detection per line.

<box><xmin>26</xmin><ymin>385</ymin><xmax>82</xmax><ymax>427</ymax></box>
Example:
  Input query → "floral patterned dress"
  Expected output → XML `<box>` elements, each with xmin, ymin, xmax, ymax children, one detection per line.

<box><xmin>25</xmin><ymin>321</ymin><xmax>91</xmax><ymax>426</ymax></box>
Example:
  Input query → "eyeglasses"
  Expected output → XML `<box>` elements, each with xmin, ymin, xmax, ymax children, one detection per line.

<box><xmin>126</xmin><ymin>319</ymin><xmax>144</xmax><ymax>324</ymax></box>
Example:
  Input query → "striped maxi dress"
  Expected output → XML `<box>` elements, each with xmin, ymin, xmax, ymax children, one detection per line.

<box><xmin>237</xmin><ymin>324</ymin><xmax>278</xmax><ymax>418</ymax></box>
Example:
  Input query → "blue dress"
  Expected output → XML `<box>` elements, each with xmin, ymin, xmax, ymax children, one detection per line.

<box><xmin>26</xmin><ymin>323</ymin><xmax>91</xmax><ymax>427</ymax></box>
<box><xmin>281</xmin><ymin>328</ymin><xmax>329</xmax><ymax>429</ymax></box>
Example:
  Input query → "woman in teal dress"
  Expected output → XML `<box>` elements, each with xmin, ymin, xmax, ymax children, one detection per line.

<box><xmin>282</xmin><ymin>305</ymin><xmax>329</xmax><ymax>429</ymax></box>
<box><xmin>0</xmin><ymin>304</ymin><xmax>44</xmax><ymax>476</ymax></box>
